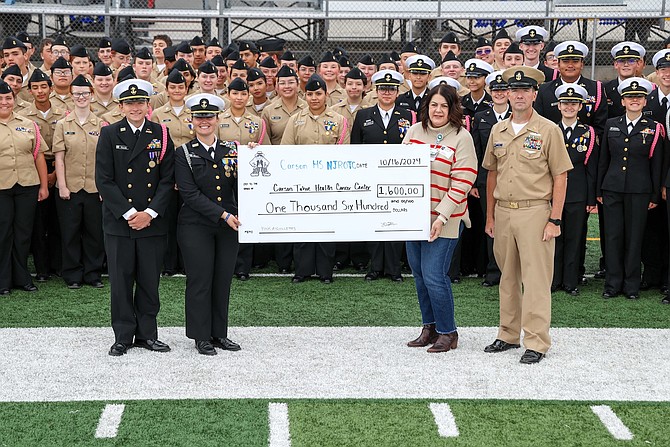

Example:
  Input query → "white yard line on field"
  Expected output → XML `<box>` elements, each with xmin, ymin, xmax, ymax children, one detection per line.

<box><xmin>429</xmin><ymin>403</ymin><xmax>459</xmax><ymax>437</ymax></box>
<box><xmin>268</xmin><ymin>402</ymin><xmax>292</xmax><ymax>447</ymax></box>
<box><xmin>590</xmin><ymin>405</ymin><xmax>634</xmax><ymax>441</ymax></box>
<box><xmin>0</xmin><ymin>327</ymin><xmax>669</xmax><ymax>402</ymax></box>
<box><xmin>94</xmin><ymin>404</ymin><xmax>125</xmax><ymax>439</ymax></box>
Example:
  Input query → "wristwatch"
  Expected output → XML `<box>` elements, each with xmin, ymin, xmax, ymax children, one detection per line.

<box><xmin>548</xmin><ymin>218</ymin><xmax>562</xmax><ymax>227</ymax></box>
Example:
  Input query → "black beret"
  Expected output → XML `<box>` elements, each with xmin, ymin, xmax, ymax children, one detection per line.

<box><xmin>332</xmin><ymin>47</ymin><xmax>348</xmax><ymax>59</ymax></box>
<box><xmin>70</xmin><ymin>44</ymin><xmax>88</xmax><ymax>59</ymax></box>
<box><xmin>259</xmin><ymin>56</ymin><xmax>277</xmax><ymax>69</ymax></box>
<box><xmin>440</xmin><ymin>31</ymin><xmax>460</xmax><ymax>45</ymax></box>
<box><xmin>222</xmin><ymin>43</ymin><xmax>239</xmax><ymax>59</ymax></box>
<box><xmin>135</xmin><ymin>47</ymin><xmax>152</xmax><ymax>60</ymax></box>
<box><xmin>305</xmin><ymin>73</ymin><xmax>326</xmax><ymax>92</ymax></box>
<box><xmin>16</xmin><ymin>32</ymin><xmax>32</xmax><ymax>46</ymax></box>
<box><xmin>117</xmin><ymin>66</ymin><xmax>136</xmax><ymax>81</ymax></box>
<box><xmin>52</xmin><ymin>35</ymin><xmax>68</xmax><ymax>48</ymax></box>
<box><xmin>93</xmin><ymin>62</ymin><xmax>113</xmax><ymax>77</ymax></box>
<box><xmin>238</xmin><ymin>40</ymin><xmax>259</xmax><ymax>53</ymax></box>
<box><xmin>111</xmin><ymin>38</ymin><xmax>130</xmax><ymax>55</ymax></box>
<box><xmin>441</xmin><ymin>51</ymin><xmax>461</xmax><ymax>65</ymax></box>
<box><xmin>190</xmin><ymin>35</ymin><xmax>205</xmax><ymax>47</ymax></box>
<box><xmin>400</xmin><ymin>41</ymin><xmax>418</xmax><ymax>54</ymax></box>
<box><xmin>276</xmin><ymin>65</ymin><xmax>298</xmax><ymax>78</ymax></box>
<box><xmin>198</xmin><ymin>61</ymin><xmax>217</xmax><ymax>74</ymax></box>
<box><xmin>257</xmin><ymin>38</ymin><xmax>286</xmax><ymax>53</ymax></box>
<box><xmin>476</xmin><ymin>37</ymin><xmax>492</xmax><ymax>48</ymax></box>
<box><xmin>166</xmin><ymin>69</ymin><xmax>186</xmax><ymax>84</ymax></box>
<box><xmin>206</xmin><ymin>37</ymin><xmax>221</xmax><ymax>48</ymax></box>
<box><xmin>377</xmin><ymin>54</ymin><xmax>396</xmax><ymax>67</ymax></box>
<box><xmin>504</xmin><ymin>42</ymin><xmax>523</xmax><ymax>56</ymax></box>
<box><xmin>173</xmin><ymin>58</ymin><xmax>195</xmax><ymax>75</ymax></box>
<box><xmin>226</xmin><ymin>51</ymin><xmax>240</xmax><ymax>62</ymax></box>
<box><xmin>247</xmin><ymin>67</ymin><xmax>266</xmax><ymax>82</ymax></box>
<box><xmin>390</xmin><ymin>51</ymin><xmax>401</xmax><ymax>62</ymax></box>
<box><xmin>338</xmin><ymin>56</ymin><xmax>351</xmax><ymax>68</ymax></box>
<box><xmin>71</xmin><ymin>74</ymin><xmax>92</xmax><ymax>88</ymax></box>
<box><xmin>492</xmin><ymin>28</ymin><xmax>511</xmax><ymax>43</ymax></box>
<box><xmin>298</xmin><ymin>55</ymin><xmax>316</xmax><ymax>68</ymax></box>
<box><xmin>228</xmin><ymin>77</ymin><xmax>248</xmax><ymax>91</ymax></box>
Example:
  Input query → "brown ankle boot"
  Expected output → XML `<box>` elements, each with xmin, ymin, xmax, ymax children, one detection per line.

<box><xmin>427</xmin><ymin>331</ymin><xmax>458</xmax><ymax>353</ymax></box>
<box><xmin>407</xmin><ymin>324</ymin><xmax>438</xmax><ymax>347</ymax></box>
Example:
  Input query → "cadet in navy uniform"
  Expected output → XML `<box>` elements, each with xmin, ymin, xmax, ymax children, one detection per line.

<box><xmin>175</xmin><ymin>94</ymin><xmax>242</xmax><ymax>355</ymax></box>
<box><xmin>515</xmin><ymin>26</ymin><xmax>558</xmax><ymax>83</ymax></box>
<box><xmin>605</xmin><ymin>42</ymin><xmax>645</xmax><ymax>120</ymax></box>
<box><xmin>534</xmin><ymin>41</ymin><xmax>608</xmax><ymax>140</ymax></box>
<box><xmin>461</xmin><ymin>59</ymin><xmax>494</xmax><ymax>119</ymax></box>
<box><xmin>552</xmin><ymin>83</ymin><xmax>598</xmax><ymax>296</ymax></box>
<box><xmin>597</xmin><ymin>78</ymin><xmax>664</xmax><ymax>300</ymax></box>
<box><xmin>471</xmin><ymin>71</ymin><xmax>510</xmax><ymax>287</ymax></box>
<box><xmin>396</xmin><ymin>54</ymin><xmax>435</xmax><ymax>114</ymax></box>
<box><xmin>96</xmin><ymin>79</ymin><xmax>175</xmax><ymax>356</ymax></box>
<box><xmin>351</xmin><ymin>70</ymin><xmax>416</xmax><ymax>282</ymax></box>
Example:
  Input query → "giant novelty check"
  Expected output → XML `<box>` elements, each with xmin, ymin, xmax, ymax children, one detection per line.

<box><xmin>238</xmin><ymin>144</ymin><xmax>431</xmax><ymax>243</ymax></box>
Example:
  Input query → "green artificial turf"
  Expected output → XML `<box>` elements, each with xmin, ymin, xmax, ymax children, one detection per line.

<box><xmin>1</xmin><ymin>400</ymin><xmax>668</xmax><ymax>447</ymax></box>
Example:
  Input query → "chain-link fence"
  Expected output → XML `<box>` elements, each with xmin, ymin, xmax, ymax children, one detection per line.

<box><xmin>1</xmin><ymin>0</ymin><xmax>669</xmax><ymax>78</ymax></box>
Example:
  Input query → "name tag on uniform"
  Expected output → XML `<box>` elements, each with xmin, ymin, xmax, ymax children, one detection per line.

<box><xmin>643</xmin><ymin>110</ymin><xmax>653</xmax><ymax>116</ymax></box>
<box><xmin>188</xmin><ymin>153</ymin><xmax>201</xmax><ymax>159</ymax></box>
<box><xmin>219</xmin><ymin>123</ymin><xmax>230</xmax><ymax>128</ymax></box>
<box><xmin>161</xmin><ymin>119</ymin><xmax>172</xmax><ymax>122</ymax></box>
<box><xmin>65</xmin><ymin>131</ymin><xmax>76</xmax><ymax>135</ymax></box>
<box><xmin>363</xmin><ymin>119</ymin><xmax>374</xmax><ymax>127</ymax></box>
<box><xmin>295</xmin><ymin>120</ymin><xmax>305</xmax><ymax>125</ymax></box>
<box><xmin>609</xmin><ymin>126</ymin><xmax>620</xmax><ymax>132</ymax></box>
<box><xmin>115</xmin><ymin>144</ymin><xmax>129</xmax><ymax>150</ymax></box>
<box><xmin>494</xmin><ymin>142</ymin><xmax>503</xmax><ymax>148</ymax></box>
<box><xmin>271</xmin><ymin>116</ymin><xmax>282</xmax><ymax>120</ymax></box>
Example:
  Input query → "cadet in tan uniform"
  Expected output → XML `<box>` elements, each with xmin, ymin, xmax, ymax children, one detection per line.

<box><xmin>219</xmin><ymin>77</ymin><xmax>270</xmax><ymax>280</ymax></box>
<box><xmin>482</xmin><ymin>67</ymin><xmax>572</xmax><ymax>364</ymax></box>
<box><xmin>19</xmin><ymin>69</ymin><xmax>66</xmax><ymax>281</ymax></box>
<box><xmin>52</xmin><ymin>75</ymin><xmax>106</xmax><ymax>289</ymax></box>
<box><xmin>90</xmin><ymin>63</ymin><xmax>116</xmax><ymax>119</ymax></box>
<box><xmin>2</xmin><ymin>65</ymin><xmax>31</xmax><ymax>112</ymax></box>
<box><xmin>2</xmin><ymin>36</ymin><xmax>34</xmax><ymax>103</ymax></box>
<box><xmin>331</xmin><ymin>67</ymin><xmax>367</xmax><ymax>132</ymax></box>
<box><xmin>281</xmin><ymin>74</ymin><xmax>350</xmax><ymax>283</ymax></box>
<box><xmin>261</xmin><ymin>65</ymin><xmax>307</xmax><ymax>145</ymax></box>
<box><xmin>318</xmin><ymin>51</ymin><xmax>345</xmax><ymax>106</ymax></box>
<box><xmin>246</xmin><ymin>68</ymin><xmax>272</xmax><ymax>116</ymax></box>
<box><xmin>49</xmin><ymin>57</ymin><xmax>75</xmax><ymax>112</ymax></box>
<box><xmin>0</xmin><ymin>80</ymin><xmax>49</xmax><ymax>295</ymax></box>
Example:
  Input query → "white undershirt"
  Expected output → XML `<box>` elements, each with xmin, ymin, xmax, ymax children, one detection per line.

<box><xmin>172</xmin><ymin>105</ymin><xmax>184</xmax><ymax>116</ymax></box>
<box><xmin>511</xmin><ymin>121</ymin><xmax>527</xmax><ymax>135</ymax></box>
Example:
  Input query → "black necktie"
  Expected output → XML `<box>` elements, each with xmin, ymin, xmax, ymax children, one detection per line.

<box><xmin>209</xmin><ymin>147</ymin><xmax>216</xmax><ymax>160</ymax></box>
<box><xmin>415</xmin><ymin>96</ymin><xmax>421</xmax><ymax>110</ymax></box>
<box><xmin>564</xmin><ymin>126</ymin><xmax>572</xmax><ymax>141</ymax></box>
<box><xmin>134</xmin><ymin>129</ymin><xmax>140</xmax><ymax>138</ymax></box>
<box><xmin>628</xmin><ymin>122</ymin><xmax>634</xmax><ymax>134</ymax></box>
<box><xmin>663</xmin><ymin>97</ymin><xmax>668</xmax><ymax>111</ymax></box>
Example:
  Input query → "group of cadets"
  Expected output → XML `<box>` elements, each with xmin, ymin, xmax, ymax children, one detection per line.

<box><xmin>1</xmin><ymin>24</ymin><xmax>670</xmax><ymax>303</ymax></box>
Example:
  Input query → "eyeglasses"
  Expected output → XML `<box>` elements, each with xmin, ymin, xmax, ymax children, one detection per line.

<box><xmin>376</xmin><ymin>86</ymin><xmax>399</xmax><ymax>93</ymax></box>
<box><xmin>476</xmin><ymin>48</ymin><xmax>492</xmax><ymax>55</ymax></box>
<box><xmin>72</xmin><ymin>92</ymin><xmax>91</xmax><ymax>98</ymax></box>
<box><xmin>52</xmin><ymin>69</ymin><xmax>72</xmax><ymax>76</ymax></box>
<box><xmin>545</xmin><ymin>54</ymin><xmax>558</xmax><ymax>61</ymax></box>
<box><xmin>52</xmin><ymin>50</ymin><xmax>70</xmax><ymax>57</ymax></box>
<box><xmin>617</xmin><ymin>58</ymin><xmax>639</xmax><ymax>65</ymax></box>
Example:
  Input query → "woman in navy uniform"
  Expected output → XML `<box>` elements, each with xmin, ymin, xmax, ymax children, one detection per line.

<box><xmin>552</xmin><ymin>83</ymin><xmax>598</xmax><ymax>296</ymax></box>
<box><xmin>0</xmin><ymin>80</ymin><xmax>49</xmax><ymax>295</ymax></box>
<box><xmin>351</xmin><ymin>69</ymin><xmax>416</xmax><ymax>282</ymax></box>
<box><xmin>175</xmin><ymin>93</ymin><xmax>243</xmax><ymax>355</ymax></box>
<box><xmin>597</xmin><ymin>77</ymin><xmax>663</xmax><ymax>300</ymax></box>
<box><xmin>96</xmin><ymin>79</ymin><xmax>175</xmax><ymax>356</ymax></box>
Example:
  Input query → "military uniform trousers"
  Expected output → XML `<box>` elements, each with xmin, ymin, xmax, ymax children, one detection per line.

<box><xmin>553</xmin><ymin>201</ymin><xmax>587</xmax><ymax>291</ymax></box>
<box><xmin>163</xmin><ymin>189</ymin><xmax>184</xmax><ymax>274</ymax></box>
<box><xmin>366</xmin><ymin>241</ymin><xmax>401</xmax><ymax>276</ymax></box>
<box><xmin>0</xmin><ymin>184</ymin><xmax>39</xmax><ymax>289</ymax></box>
<box><xmin>30</xmin><ymin>160</ymin><xmax>61</xmax><ymax>276</ymax></box>
<box><xmin>294</xmin><ymin>242</ymin><xmax>337</xmax><ymax>279</ymax></box>
<box><xmin>105</xmin><ymin>233</ymin><xmax>166</xmax><ymax>344</ymax></box>
<box><xmin>55</xmin><ymin>191</ymin><xmax>105</xmax><ymax>284</ymax></box>
<box><xmin>641</xmin><ymin>202</ymin><xmax>668</xmax><ymax>288</ymax></box>
<box><xmin>335</xmin><ymin>242</ymin><xmax>369</xmax><ymax>270</ymax></box>
<box><xmin>494</xmin><ymin>202</ymin><xmax>553</xmax><ymax>354</ymax></box>
<box><xmin>602</xmin><ymin>191</ymin><xmax>650</xmax><ymax>295</ymax></box>
<box><xmin>179</xmin><ymin>223</ymin><xmax>238</xmax><ymax>341</ymax></box>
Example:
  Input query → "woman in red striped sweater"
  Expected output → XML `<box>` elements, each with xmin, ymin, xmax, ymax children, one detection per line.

<box><xmin>402</xmin><ymin>83</ymin><xmax>478</xmax><ymax>353</ymax></box>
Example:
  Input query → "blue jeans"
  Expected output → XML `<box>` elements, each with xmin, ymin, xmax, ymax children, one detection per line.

<box><xmin>406</xmin><ymin>230</ymin><xmax>461</xmax><ymax>334</ymax></box>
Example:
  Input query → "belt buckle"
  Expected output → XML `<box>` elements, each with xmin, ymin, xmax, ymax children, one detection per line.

<box><xmin>509</xmin><ymin>201</ymin><xmax>519</xmax><ymax>209</ymax></box>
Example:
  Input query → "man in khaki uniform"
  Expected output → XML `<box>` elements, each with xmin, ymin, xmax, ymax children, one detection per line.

<box><xmin>261</xmin><ymin>65</ymin><xmax>307</xmax><ymax>145</ymax></box>
<box><xmin>482</xmin><ymin>67</ymin><xmax>572</xmax><ymax>364</ymax></box>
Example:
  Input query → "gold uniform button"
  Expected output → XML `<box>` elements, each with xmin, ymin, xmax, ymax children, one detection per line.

<box><xmin>127</xmin><ymin>184</ymin><xmax>132</xmax><ymax>189</ymax></box>
<box><xmin>624</xmin><ymin>148</ymin><xmax>628</xmax><ymax>152</ymax></box>
<box><xmin>624</xmin><ymin>138</ymin><xmax>629</xmax><ymax>142</ymax></box>
<box><xmin>622</xmin><ymin>166</ymin><xmax>627</xmax><ymax>171</ymax></box>
<box><xmin>128</xmin><ymin>168</ymin><xmax>133</xmax><ymax>173</ymax></box>
<box><xmin>147</xmin><ymin>168</ymin><xmax>151</xmax><ymax>173</ymax></box>
<box><xmin>213</xmin><ymin>164</ymin><xmax>218</xmax><ymax>169</ymax></box>
<box><xmin>215</xmin><ymin>175</ymin><xmax>220</xmax><ymax>180</ymax></box>
<box><xmin>216</xmin><ymin>186</ymin><xmax>221</xmax><ymax>190</ymax></box>
<box><xmin>384</xmin><ymin>140</ymin><xmax>388</xmax><ymax>144</ymax></box>
<box><xmin>623</xmin><ymin>157</ymin><xmax>627</xmax><ymax>161</ymax></box>
<box><xmin>147</xmin><ymin>183</ymin><xmax>152</xmax><ymax>188</ymax></box>
<box><xmin>217</xmin><ymin>197</ymin><xmax>222</xmax><ymax>202</ymax></box>
<box><xmin>128</xmin><ymin>198</ymin><xmax>133</xmax><ymax>203</ymax></box>
<box><xmin>383</xmin><ymin>131</ymin><xmax>387</xmax><ymax>135</ymax></box>
<box><xmin>147</xmin><ymin>197</ymin><xmax>152</xmax><ymax>202</ymax></box>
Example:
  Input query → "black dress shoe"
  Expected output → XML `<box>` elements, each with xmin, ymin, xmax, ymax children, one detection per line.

<box><xmin>564</xmin><ymin>287</ymin><xmax>579</xmax><ymax>296</ymax></box>
<box><xmin>21</xmin><ymin>283</ymin><xmax>38</xmax><ymax>292</ymax></box>
<box><xmin>333</xmin><ymin>261</ymin><xmax>344</xmax><ymax>271</ymax></box>
<box><xmin>109</xmin><ymin>342</ymin><xmax>130</xmax><ymax>356</ymax></box>
<box><xmin>211</xmin><ymin>337</ymin><xmax>241</xmax><ymax>351</ymax></box>
<box><xmin>662</xmin><ymin>296</ymin><xmax>670</xmax><ymax>304</ymax></box>
<box><xmin>320</xmin><ymin>277</ymin><xmax>333</xmax><ymax>284</ymax></box>
<box><xmin>67</xmin><ymin>282</ymin><xmax>82</xmax><ymax>290</ymax></box>
<box><xmin>520</xmin><ymin>349</ymin><xmax>545</xmax><ymax>364</ymax></box>
<box><xmin>365</xmin><ymin>271</ymin><xmax>381</xmax><ymax>281</ymax></box>
<box><xmin>236</xmin><ymin>273</ymin><xmax>249</xmax><ymax>281</ymax></box>
<box><xmin>579</xmin><ymin>276</ymin><xmax>588</xmax><ymax>286</ymax></box>
<box><xmin>661</xmin><ymin>286</ymin><xmax>669</xmax><ymax>296</ymax></box>
<box><xmin>594</xmin><ymin>269</ymin><xmax>606</xmax><ymax>279</ymax></box>
<box><xmin>481</xmin><ymin>280</ymin><xmax>498</xmax><ymax>287</ymax></box>
<box><xmin>354</xmin><ymin>263</ymin><xmax>367</xmax><ymax>272</ymax></box>
<box><xmin>390</xmin><ymin>274</ymin><xmax>403</xmax><ymax>282</ymax></box>
<box><xmin>0</xmin><ymin>288</ymin><xmax>10</xmax><ymax>296</ymax></box>
<box><xmin>195</xmin><ymin>340</ymin><xmax>217</xmax><ymax>356</ymax></box>
<box><xmin>35</xmin><ymin>273</ymin><xmax>49</xmax><ymax>282</ymax></box>
<box><xmin>602</xmin><ymin>291</ymin><xmax>619</xmax><ymax>299</ymax></box>
<box><xmin>484</xmin><ymin>339</ymin><xmax>521</xmax><ymax>353</ymax></box>
<box><xmin>134</xmin><ymin>339</ymin><xmax>171</xmax><ymax>352</ymax></box>
<box><xmin>626</xmin><ymin>294</ymin><xmax>640</xmax><ymax>300</ymax></box>
<box><xmin>291</xmin><ymin>275</ymin><xmax>306</xmax><ymax>283</ymax></box>
<box><xmin>87</xmin><ymin>280</ymin><xmax>104</xmax><ymax>288</ymax></box>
